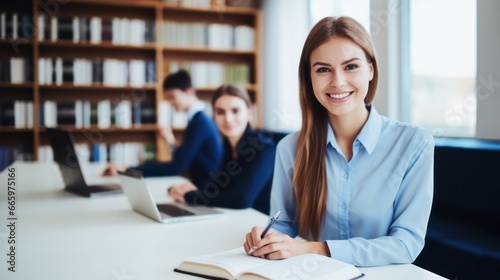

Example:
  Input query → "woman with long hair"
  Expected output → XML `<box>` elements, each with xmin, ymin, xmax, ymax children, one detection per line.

<box><xmin>244</xmin><ymin>16</ymin><xmax>434</xmax><ymax>266</ymax></box>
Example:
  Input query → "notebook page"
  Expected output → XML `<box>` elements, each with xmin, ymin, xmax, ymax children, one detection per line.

<box><xmin>242</xmin><ymin>253</ymin><xmax>361</xmax><ymax>280</ymax></box>
<box><xmin>186</xmin><ymin>247</ymin><xmax>275</xmax><ymax>277</ymax></box>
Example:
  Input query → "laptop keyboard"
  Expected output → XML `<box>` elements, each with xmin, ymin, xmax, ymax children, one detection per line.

<box><xmin>157</xmin><ymin>204</ymin><xmax>195</xmax><ymax>217</ymax></box>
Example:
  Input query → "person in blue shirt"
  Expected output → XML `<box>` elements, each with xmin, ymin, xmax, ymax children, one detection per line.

<box><xmin>243</xmin><ymin>16</ymin><xmax>434</xmax><ymax>266</ymax></box>
<box><xmin>102</xmin><ymin>70</ymin><xmax>223</xmax><ymax>187</ymax></box>
<box><xmin>168</xmin><ymin>84</ymin><xmax>276</xmax><ymax>214</ymax></box>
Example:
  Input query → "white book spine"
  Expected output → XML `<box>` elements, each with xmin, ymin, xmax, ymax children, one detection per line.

<box><xmin>44</xmin><ymin>100</ymin><xmax>57</xmax><ymax>128</ymax></box>
<box><xmin>26</xmin><ymin>101</ymin><xmax>33</xmax><ymax>128</ymax></box>
<box><xmin>83</xmin><ymin>101</ymin><xmax>91</xmax><ymax>128</ymax></box>
<box><xmin>14</xmin><ymin>101</ymin><xmax>24</xmax><ymax>128</ymax></box>
<box><xmin>50</xmin><ymin>17</ymin><xmax>57</xmax><ymax>41</ymax></box>
<box><xmin>75</xmin><ymin>100</ymin><xmax>83</xmax><ymax>128</ymax></box>
<box><xmin>73</xmin><ymin>59</ymin><xmax>80</xmax><ymax>86</ymax></box>
<box><xmin>90</xmin><ymin>17</ymin><xmax>102</xmax><ymax>44</ymax></box>
<box><xmin>55</xmin><ymin>57</ymin><xmax>63</xmax><ymax>85</ymax></box>
<box><xmin>72</xmin><ymin>17</ymin><xmax>79</xmax><ymax>43</ymax></box>
<box><xmin>97</xmin><ymin>99</ymin><xmax>111</xmax><ymax>129</ymax></box>
<box><xmin>37</xmin><ymin>14</ymin><xmax>45</xmax><ymax>41</ymax></box>
<box><xmin>46</xmin><ymin>58</ymin><xmax>53</xmax><ymax>85</ymax></box>
<box><xmin>120</xmin><ymin>18</ymin><xmax>129</xmax><ymax>45</ymax></box>
<box><xmin>112</xmin><ymin>17</ymin><xmax>120</xmax><ymax>45</ymax></box>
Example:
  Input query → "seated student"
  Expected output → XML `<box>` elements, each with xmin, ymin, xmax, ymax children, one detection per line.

<box><xmin>102</xmin><ymin>70</ymin><xmax>223</xmax><ymax>187</ymax></box>
<box><xmin>243</xmin><ymin>16</ymin><xmax>434</xmax><ymax>266</ymax></box>
<box><xmin>168</xmin><ymin>84</ymin><xmax>276</xmax><ymax>214</ymax></box>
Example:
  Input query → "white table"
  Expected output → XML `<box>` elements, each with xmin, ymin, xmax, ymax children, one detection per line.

<box><xmin>0</xmin><ymin>162</ymin><xmax>447</xmax><ymax>280</ymax></box>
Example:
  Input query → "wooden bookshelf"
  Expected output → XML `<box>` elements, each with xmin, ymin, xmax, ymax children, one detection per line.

<box><xmin>0</xmin><ymin>0</ymin><xmax>261</xmax><ymax>163</ymax></box>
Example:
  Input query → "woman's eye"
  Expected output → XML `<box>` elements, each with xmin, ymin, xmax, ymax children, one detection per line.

<box><xmin>232</xmin><ymin>109</ymin><xmax>239</xmax><ymax>114</ymax></box>
<box><xmin>345</xmin><ymin>64</ymin><xmax>358</xmax><ymax>70</ymax></box>
<box><xmin>316</xmin><ymin>67</ymin><xmax>330</xmax><ymax>73</ymax></box>
<box><xmin>215</xmin><ymin>109</ymin><xmax>225</xmax><ymax>115</ymax></box>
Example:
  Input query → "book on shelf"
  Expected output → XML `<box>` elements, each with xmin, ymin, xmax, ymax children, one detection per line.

<box><xmin>0</xmin><ymin>58</ymin><xmax>32</xmax><ymax>83</ymax></box>
<box><xmin>0</xmin><ymin>101</ymin><xmax>33</xmax><ymax>128</ymax></box>
<box><xmin>0</xmin><ymin>102</ymin><xmax>15</xmax><ymax>126</ymax></box>
<box><xmin>160</xmin><ymin>21</ymin><xmax>255</xmax><ymax>50</ymax></box>
<box><xmin>114</xmin><ymin>100</ymin><xmax>132</xmax><ymax>129</ymax></box>
<box><xmin>56</xmin><ymin>102</ymin><xmax>76</xmax><ymax>125</ymax></box>
<box><xmin>37</xmin><ymin>14</ymin><xmax>155</xmax><ymax>45</ymax></box>
<box><xmin>139</xmin><ymin>102</ymin><xmax>156</xmax><ymax>125</ymax></box>
<box><xmin>41</xmin><ymin>100</ymin><xmax>155</xmax><ymax>129</ymax></box>
<box><xmin>90</xmin><ymin>17</ymin><xmax>101</xmax><ymax>44</ymax></box>
<box><xmin>0</xmin><ymin>12</ymin><xmax>32</xmax><ymax>39</ymax></box>
<box><xmin>174</xmin><ymin>247</ymin><xmax>364</xmax><ymax>280</ymax></box>
<box><xmin>57</xmin><ymin>17</ymin><xmax>73</xmax><ymax>41</ymax></box>
<box><xmin>169</xmin><ymin>61</ymin><xmax>250</xmax><ymax>87</ymax></box>
<box><xmin>39</xmin><ymin>142</ymin><xmax>156</xmax><ymax>166</ymax></box>
<box><xmin>38</xmin><ymin>57</ymin><xmax>155</xmax><ymax>87</ymax></box>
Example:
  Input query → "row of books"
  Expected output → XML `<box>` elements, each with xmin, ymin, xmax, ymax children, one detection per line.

<box><xmin>0</xmin><ymin>58</ymin><xmax>33</xmax><ymax>83</ymax></box>
<box><xmin>164</xmin><ymin>0</ymin><xmax>211</xmax><ymax>8</ymax></box>
<box><xmin>0</xmin><ymin>13</ymin><xmax>31</xmax><ymax>39</ymax></box>
<box><xmin>165</xmin><ymin>0</ymin><xmax>257</xmax><ymax>8</ymax></box>
<box><xmin>41</xmin><ymin>100</ymin><xmax>156</xmax><ymax>129</ymax></box>
<box><xmin>38</xmin><ymin>142</ymin><xmax>156</xmax><ymax>166</ymax></box>
<box><xmin>160</xmin><ymin>22</ymin><xmax>255</xmax><ymax>50</ymax></box>
<box><xmin>37</xmin><ymin>15</ymin><xmax>156</xmax><ymax>45</ymax></box>
<box><xmin>0</xmin><ymin>101</ymin><xmax>34</xmax><ymax>128</ymax></box>
<box><xmin>38</xmin><ymin>58</ymin><xmax>156</xmax><ymax>87</ymax></box>
<box><xmin>169</xmin><ymin>61</ymin><xmax>250</xmax><ymax>87</ymax></box>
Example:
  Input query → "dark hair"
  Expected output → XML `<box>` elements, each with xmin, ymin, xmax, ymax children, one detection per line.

<box><xmin>163</xmin><ymin>69</ymin><xmax>192</xmax><ymax>91</ymax></box>
<box><xmin>211</xmin><ymin>84</ymin><xmax>252</xmax><ymax>109</ymax></box>
<box><xmin>294</xmin><ymin>16</ymin><xmax>379</xmax><ymax>241</ymax></box>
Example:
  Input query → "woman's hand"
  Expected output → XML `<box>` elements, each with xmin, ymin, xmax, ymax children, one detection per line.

<box><xmin>243</xmin><ymin>226</ymin><xmax>329</xmax><ymax>259</ymax></box>
<box><xmin>101</xmin><ymin>163</ymin><xmax>128</xmax><ymax>176</ymax></box>
<box><xmin>167</xmin><ymin>182</ymin><xmax>197</xmax><ymax>202</ymax></box>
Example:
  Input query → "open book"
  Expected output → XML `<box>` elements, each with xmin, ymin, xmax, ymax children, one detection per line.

<box><xmin>174</xmin><ymin>247</ymin><xmax>364</xmax><ymax>280</ymax></box>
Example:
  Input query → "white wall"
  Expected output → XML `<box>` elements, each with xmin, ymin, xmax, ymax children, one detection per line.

<box><xmin>369</xmin><ymin>0</ymin><xmax>401</xmax><ymax>120</ymax></box>
<box><xmin>261</xmin><ymin>0</ymin><xmax>309</xmax><ymax>132</ymax></box>
<box><xmin>476</xmin><ymin>0</ymin><xmax>500</xmax><ymax>140</ymax></box>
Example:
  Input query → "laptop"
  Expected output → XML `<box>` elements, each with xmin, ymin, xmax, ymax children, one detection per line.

<box><xmin>46</xmin><ymin>128</ymin><xmax>122</xmax><ymax>198</ymax></box>
<box><xmin>117</xmin><ymin>170</ymin><xmax>224</xmax><ymax>223</ymax></box>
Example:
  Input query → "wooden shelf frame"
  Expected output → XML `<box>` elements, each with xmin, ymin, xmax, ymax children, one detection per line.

<box><xmin>1</xmin><ymin>0</ymin><xmax>261</xmax><ymax>162</ymax></box>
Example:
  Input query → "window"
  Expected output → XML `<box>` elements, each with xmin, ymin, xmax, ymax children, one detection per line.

<box><xmin>406</xmin><ymin>0</ymin><xmax>477</xmax><ymax>137</ymax></box>
<box><xmin>310</xmin><ymin>0</ymin><xmax>370</xmax><ymax>31</ymax></box>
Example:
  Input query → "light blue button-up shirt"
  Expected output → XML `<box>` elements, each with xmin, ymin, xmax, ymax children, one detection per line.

<box><xmin>270</xmin><ymin>106</ymin><xmax>434</xmax><ymax>266</ymax></box>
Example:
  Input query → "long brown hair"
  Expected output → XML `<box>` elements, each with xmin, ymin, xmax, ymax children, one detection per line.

<box><xmin>294</xmin><ymin>16</ymin><xmax>378</xmax><ymax>240</ymax></box>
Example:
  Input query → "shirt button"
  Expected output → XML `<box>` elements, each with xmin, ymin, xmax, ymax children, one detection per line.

<box><xmin>341</xmin><ymin>204</ymin><xmax>346</xmax><ymax>210</ymax></box>
<box><xmin>340</xmin><ymin>234</ymin><xmax>347</xmax><ymax>239</ymax></box>
<box><xmin>343</xmin><ymin>173</ymin><xmax>348</xmax><ymax>179</ymax></box>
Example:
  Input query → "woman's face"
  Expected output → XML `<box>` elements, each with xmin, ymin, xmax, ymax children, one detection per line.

<box><xmin>309</xmin><ymin>36</ymin><xmax>373</xmax><ymax>118</ymax></box>
<box><xmin>213</xmin><ymin>95</ymin><xmax>251</xmax><ymax>141</ymax></box>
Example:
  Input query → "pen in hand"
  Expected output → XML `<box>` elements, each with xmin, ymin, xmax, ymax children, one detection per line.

<box><xmin>247</xmin><ymin>209</ymin><xmax>281</xmax><ymax>255</ymax></box>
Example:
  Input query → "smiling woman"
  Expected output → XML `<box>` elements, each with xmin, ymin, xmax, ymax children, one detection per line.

<box><xmin>168</xmin><ymin>84</ymin><xmax>276</xmax><ymax>214</ymax></box>
<box><xmin>243</xmin><ymin>16</ymin><xmax>435</xmax><ymax>267</ymax></box>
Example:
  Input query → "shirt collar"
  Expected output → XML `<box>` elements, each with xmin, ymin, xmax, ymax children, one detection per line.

<box><xmin>356</xmin><ymin>105</ymin><xmax>382</xmax><ymax>154</ymax></box>
<box><xmin>186</xmin><ymin>101</ymin><xmax>205</xmax><ymax>121</ymax></box>
<box><xmin>326</xmin><ymin>105</ymin><xmax>382</xmax><ymax>155</ymax></box>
